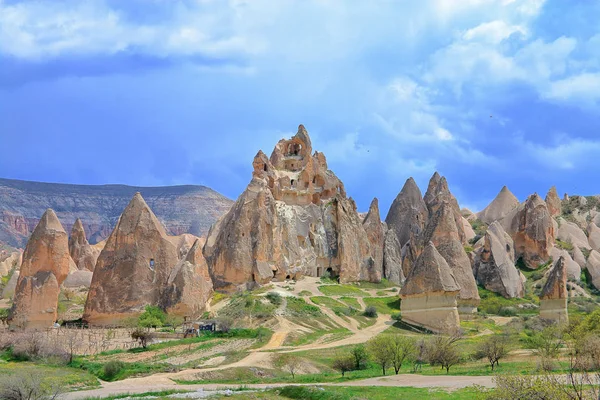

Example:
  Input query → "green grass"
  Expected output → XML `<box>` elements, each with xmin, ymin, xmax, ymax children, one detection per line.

<box><xmin>286</xmin><ymin>297</ymin><xmax>322</xmax><ymax>317</ymax></box>
<box><xmin>310</xmin><ymin>297</ymin><xmax>357</xmax><ymax>318</ymax></box>
<box><xmin>351</xmin><ymin>279</ymin><xmax>397</xmax><ymax>289</ymax></box>
<box><xmin>0</xmin><ymin>362</ymin><xmax>99</xmax><ymax>390</ymax></box>
<box><xmin>318</xmin><ymin>285</ymin><xmax>368</xmax><ymax>297</ymax></box>
<box><xmin>338</xmin><ymin>297</ymin><xmax>361</xmax><ymax>309</ymax></box>
<box><xmin>478</xmin><ymin>287</ymin><xmax>538</xmax><ymax>316</ymax></box>
<box><xmin>82</xmin><ymin>390</ymin><xmax>191</xmax><ymax>400</ymax></box>
<box><xmin>555</xmin><ymin>239</ymin><xmax>574</xmax><ymax>251</ymax></box>
<box><xmin>363</xmin><ymin>297</ymin><xmax>400</xmax><ymax>315</ymax></box>
<box><xmin>298</xmin><ymin>290</ymin><xmax>312</xmax><ymax>297</ymax></box>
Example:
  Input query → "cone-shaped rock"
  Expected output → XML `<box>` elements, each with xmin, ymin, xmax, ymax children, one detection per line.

<box><xmin>161</xmin><ymin>239</ymin><xmax>213</xmax><ymax>318</ymax></box>
<box><xmin>385</xmin><ymin>178</ymin><xmax>428</xmax><ymax>247</ymax></box>
<box><xmin>422</xmin><ymin>202</ymin><xmax>480</xmax><ymax>312</ymax></box>
<box><xmin>204</xmin><ymin>125</ymin><xmax>377</xmax><ymax>291</ymax></box>
<box><xmin>383</xmin><ymin>228</ymin><xmax>404</xmax><ymax>285</ymax></box>
<box><xmin>557</xmin><ymin>218</ymin><xmax>591</xmax><ymax>250</ymax></box>
<box><xmin>540</xmin><ymin>256</ymin><xmax>568</xmax><ymax>324</ymax></box>
<box><xmin>69</xmin><ymin>218</ymin><xmax>100</xmax><ymax>271</ymax></box>
<box><xmin>400</xmin><ymin>242</ymin><xmax>461</xmax><ymax>333</ymax></box>
<box><xmin>504</xmin><ymin>194</ymin><xmax>555</xmax><ymax>269</ymax></box>
<box><xmin>477</xmin><ymin>186</ymin><xmax>520</xmax><ymax>224</ymax></box>
<box><xmin>474</xmin><ymin>222</ymin><xmax>524</xmax><ymax>298</ymax></box>
<box><xmin>549</xmin><ymin>246</ymin><xmax>581</xmax><ymax>281</ymax></box>
<box><xmin>9</xmin><ymin>209</ymin><xmax>70</xmax><ymax>329</ymax></box>
<box><xmin>362</xmin><ymin>198</ymin><xmax>384</xmax><ymax>282</ymax></box>
<box><xmin>423</xmin><ymin>173</ymin><xmax>466</xmax><ymax>243</ymax></box>
<box><xmin>545</xmin><ymin>186</ymin><xmax>562</xmax><ymax>217</ymax></box>
<box><xmin>83</xmin><ymin>193</ymin><xmax>179</xmax><ymax>325</ymax></box>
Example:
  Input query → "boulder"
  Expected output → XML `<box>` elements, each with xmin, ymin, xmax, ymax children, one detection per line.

<box><xmin>362</xmin><ymin>198</ymin><xmax>385</xmax><ymax>282</ymax></box>
<box><xmin>423</xmin><ymin>173</ymin><xmax>466</xmax><ymax>243</ymax></box>
<box><xmin>585</xmin><ymin>250</ymin><xmax>600</xmax><ymax>291</ymax></box>
<box><xmin>549</xmin><ymin>247</ymin><xmax>581</xmax><ymax>281</ymax></box>
<box><xmin>461</xmin><ymin>208</ymin><xmax>477</xmax><ymax>222</ymax></box>
<box><xmin>83</xmin><ymin>193</ymin><xmax>180</xmax><ymax>325</ymax></box>
<box><xmin>477</xmin><ymin>186</ymin><xmax>520</xmax><ymax>224</ymax></box>
<box><xmin>474</xmin><ymin>222</ymin><xmax>524</xmax><ymax>298</ymax></box>
<box><xmin>588</xmin><ymin>223</ymin><xmax>600</xmax><ymax>252</ymax></box>
<box><xmin>462</xmin><ymin>217</ymin><xmax>476</xmax><ymax>242</ymax></box>
<box><xmin>400</xmin><ymin>242</ymin><xmax>461</xmax><ymax>333</ymax></box>
<box><xmin>385</xmin><ymin>177</ymin><xmax>428</xmax><ymax>247</ymax></box>
<box><xmin>161</xmin><ymin>239</ymin><xmax>213</xmax><ymax>318</ymax></box>
<box><xmin>63</xmin><ymin>270</ymin><xmax>94</xmax><ymax>288</ymax></box>
<box><xmin>540</xmin><ymin>257</ymin><xmax>568</xmax><ymax>324</ymax></box>
<box><xmin>545</xmin><ymin>186</ymin><xmax>562</xmax><ymax>217</ymax></box>
<box><xmin>573</xmin><ymin>246</ymin><xmax>587</xmax><ymax>269</ymax></box>
<box><xmin>69</xmin><ymin>218</ymin><xmax>100</xmax><ymax>271</ymax></box>
<box><xmin>9</xmin><ymin>209</ymin><xmax>71</xmax><ymax>329</ymax></box>
<box><xmin>557</xmin><ymin>218</ymin><xmax>591</xmax><ymax>250</ymax></box>
<box><xmin>383</xmin><ymin>228</ymin><xmax>404</xmax><ymax>285</ymax></box>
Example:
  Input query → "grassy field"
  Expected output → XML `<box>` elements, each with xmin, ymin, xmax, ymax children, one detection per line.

<box><xmin>338</xmin><ymin>297</ymin><xmax>361</xmax><ymax>309</ymax></box>
<box><xmin>363</xmin><ymin>297</ymin><xmax>400</xmax><ymax>315</ymax></box>
<box><xmin>317</xmin><ymin>285</ymin><xmax>369</xmax><ymax>297</ymax></box>
<box><xmin>0</xmin><ymin>361</ymin><xmax>100</xmax><ymax>390</ymax></box>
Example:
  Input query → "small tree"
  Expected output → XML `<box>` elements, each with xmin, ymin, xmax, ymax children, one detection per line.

<box><xmin>391</xmin><ymin>335</ymin><xmax>416</xmax><ymax>374</ymax></box>
<box><xmin>0</xmin><ymin>370</ymin><xmax>63</xmax><ymax>400</ymax></box>
<box><xmin>332</xmin><ymin>354</ymin><xmax>355</xmax><ymax>377</ymax></box>
<box><xmin>131</xmin><ymin>329</ymin><xmax>155</xmax><ymax>349</ymax></box>
<box><xmin>475</xmin><ymin>335</ymin><xmax>508</xmax><ymax>371</ymax></box>
<box><xmin>528</xmin><ymin>325</ymin><xmax>564</xmax><ymax>371</ymax></box>
<box><xmin>275</xmin><ymin>354</ymin><xmax>301</xmax><ymax>379</ymax></box>
<box><xmin>217</xmin><ymin>317</ymin><xmax>234</xmax><ymax>333</ymax></box>
<box><xmin>367</xmin><ymin>336</ymin><xmax>394</xmax><ymax>375</ymax></box>
<box><xmin>426</xmin><ymin>334</ymin><xmax>462</xmax><ymax>374</ymax></box>
<box><xmin>138</xmin><ymin>306</ymin><xmax>167</xmax><ymax>330</ymax></box>
<box><xmin>364</xmin><ymin>306</ymin><xmax>378</xmax><ymax>318</ymax></box>
<box><xmin>351</xmin><ymin>344</ymin><xmax>369</xmax><ymax>370</ymax></box>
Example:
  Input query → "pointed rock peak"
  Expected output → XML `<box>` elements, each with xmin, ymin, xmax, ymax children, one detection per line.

<box><xmin>363</xmin><ymin>198</ymin><xmax>381</xmax><ymax>225</ymax></box>
<box><xmin>541</xmin><ymin>256</ymin><xmax>568</xmax><ymax>300</ymax></box>
<box><xmin>36</xmin><ymin>208</ymin><xmax>66</xmax><ymax>234</ymax></box>
<box><xmin>399</xmin><ymin>177</ymin><xmax>423</xmax><ymax>198</ymax></box>
<box><xmin>118</xmin><ymin>192</ymin><xmax>167</xmax><ymax>235</ymax></box>
<box><xmin>476</xmin><ymin>186</ymin><xmax>520</xmax><ymax>224</ymax></box>
<box><xmin>70</xmin><ymin>218</ymin><xmax>88</xmax><ymax>244</ymax></box>
<box><xmin>526</xmin><ymin>192</ymin><xmax>545</xmax><ymax>206</ymax></box>
<box><xmin>547</xmin><ymin>186</ymin><xmax>558</xmax><ymax>196</ymax></box>
<box><xmin>294</xmin><ymin>124</ymin><xmax>312</xmax><ymax>153</ymax></box>
<box><xmin>73</xmin><ymin>218</ymin><xmax>84</xmax><ymax>232</ymax></box>
<box><xmin>431</xmin><ymin>171</ymin><xmax>441</xmax><ymax>182</ymax></box>
<box><xmin>185</xmin><ymin>239</ymin><xmax>204</xmax><ymax>265</ymax></box>
<box><xmin>401</xmin><ymin>242</ymin><xmax>460</xmax><ymax>296</ymax></box>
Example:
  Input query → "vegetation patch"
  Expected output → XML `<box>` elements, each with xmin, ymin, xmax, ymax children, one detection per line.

<box><xmin>363</xmin><ymin>297</ymin><xmax>400</xmax><ymax>315</ymax></box>
<box><xmin>317</xmin><ymin>285</ymin><xmax>368</xmax><ymax>297</ymax></box>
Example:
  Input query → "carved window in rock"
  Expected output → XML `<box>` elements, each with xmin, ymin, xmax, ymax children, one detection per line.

<box><xmin>149</xmin><ymin>258</ymin><xmax>155</xmax><ymax>270</ymax></box>
<box><xmin>287</xmin><ymin>143</ymin><xmax>303</xmax><ymax>156</ymax></box>
<box><xmin>291</xmin><ymin>179</ymin><xmax>296</xmax><ymax>187</ymax></box>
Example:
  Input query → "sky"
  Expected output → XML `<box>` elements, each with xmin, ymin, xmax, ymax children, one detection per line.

<box><xmin>1</xmin><ymin>0</ymin><xmax>599</xmax><ymax>215</ymax></box>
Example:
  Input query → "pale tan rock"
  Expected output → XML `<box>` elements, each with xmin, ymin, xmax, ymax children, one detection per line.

<box><xmin>585</xmin><ymin>250</ymin><xmax>600</xmax><ymax>291</ymax></box>
<box><xmin>477</xmin><ymin>186</ymin><xmax>520</xmax><ymax>224</ymax></box>
<box><xmin>383</xmin><ymin>228</ymin><xmax>404</xmax><ymax>285</ymax></box>
<box><xmin>549</xmin><ymin>247</ymin><xmax>581</xmax><ymax>281</ymax></box>
<box><xmin>461</xmin><ymin>208</ymin><xmax>477</xmax><ymax>222</ymax></box>
<box><xmin>63</xmin><ymin>270</ymin><xmax>93</xmax><ymax>288</ymax></box>
<box><xmin>545</xmin><ymin>186</ymin><xmax>562</xmax><ymax>217</ymax></box>
<box><xmin>588</xmin><ymin>223</ymin><xmax>600</xmax><ymax>252</ymax></box>
<box><xmin>557</xmin><ymin>218</ymin><xmax>591</xmax><ymax>250</ymax></box>
<box><xmin>385</xmin><ymin>178</ymin><xmax>428</xmax><ymax>247</ymax></box>
<box><xmin>540</xmin><ymin>256</ymin><xmax>568</xmax><ymax>324</ymax></box>
<box><xmin>9</xmin><ymin>209</ymin><xmax>71</xmax><ymax>329</ymax></box>
<box><xmin>423</xmin><ymin>173</ymin><xmax>466</xmax><ymax>243</ymax></box>
<box><xmin>1</xmin><ymin>270</ymin><xmax>19</xmax><ymax>299</ymax></box>
<box><xmin>400</xmin><ymin>242</ymin><xmax>460</xmax><ymax>333</ymax></box>
<box><xmin>69</xmin><ymin>218</ymin><xmax>100</xmax><ymax>271</ymax></box>
<box><xmin>573</xmin><ymin>246</ymin><xmax>587</xmax><ymax>269</ymax></box>
<box><xmin>0</xmin><ymin>251</ymin><xmax>21</xmax><ymax>278</ymax></box>
<box><xmin>474</xmin><ymin>222</ymin><xmax>524</xmax><ymax>298</ymax></box>
<box><xmin>362</xmin><ymin>198</ymin><xmax>384</xmax><ymax>282</ymax></box>
<box><xmin>161</xmin><ymin>239</ymin><xmax>213</xmax><ymax>318</ymax></box>
<box><xmin>462</xmin><ymin>217</ymin><xmax>476</xmax><ymax>242</ymax></box>
<box><xmin>168</xmin><ymin>233</ymin><xmax>202</xmax><ymax>259</ymax></box>
<box><xmin>83</xmin><ymin>193</ymin><xmax>180</xmax><ymax>325</ymax></box>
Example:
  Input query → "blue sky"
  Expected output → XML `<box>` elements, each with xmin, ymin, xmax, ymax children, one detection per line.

<box><xmin>1</xmin><ymin>0</ymin><xmax>599</xmax><ymax>214</ymax></box>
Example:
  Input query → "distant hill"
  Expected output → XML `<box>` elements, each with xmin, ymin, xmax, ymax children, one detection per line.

<box><xmin>0</xmin><ymin>178</ymin><xmax>233</xmax><ymax>248</ymax></box>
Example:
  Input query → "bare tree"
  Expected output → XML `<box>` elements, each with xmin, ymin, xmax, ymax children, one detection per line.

<box><xmin>275</xmin><ymin>354</ymin><xmax>302</xmax><ymax>379</ymax></box>
<box><xmin>0</xmin><ymin>369</ymin><xmax>63</xmax><ymax>400</ymax></box>
<box><xmin>131</xmin><ymin>329</ymin><xmax>155</xmax><ymax>349</ymax></box>
<box><xmin>475</xmin><ymin>335</ymin><xmax>509</xmax><ymax>371</ymax></box>
<box><xmin>332</xmin><ymin>354</ymin><xmax>355</xmax><ymax>377</ymax></box>
<box><xmin>367</xmin><ymin>336</ymin><xmax>394</xmax><ymax>375</ymax></box>
<box><xmin>426</xmin><ymin>334</ymin><xmax>462</xmax><ymax>374</ymax></box>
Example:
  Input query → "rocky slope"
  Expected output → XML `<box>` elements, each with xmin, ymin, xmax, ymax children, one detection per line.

<box><xmin>0</xmin><ymin>178</ymin><xmax>233</xmax><ymax>248</ymax></box>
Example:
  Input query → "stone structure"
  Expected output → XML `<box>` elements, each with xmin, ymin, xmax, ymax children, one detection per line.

<box><xmin>545</xmin><ymin>186</ymin><xmax>562</xmax><ymax>217</ymax></box>
<box><xmin>400</xmin><ymin>242</ymin><xmax>461</xmax><ymax>333</ymax></box>
<box><xmin>204</xmin><ymin>125</ymin><xmax>380</xmax><ymax>291</ymax></box>
<box><xmin>8</xmin><ymin>209</ymin><xmax>71</xmax><ymax>329</ymax></box>
<box><xmin>423</xmin><ymin>173</ymin><xmax>466</xmax><ymax>243</ymax></box>
<box><xmin>69</xmin><ymin>218</ymin><xmax>100</xmax><ymax>271</ymax></box>
<box><xmin>362</xmin><ymin>199</ymin><xmax>384</xmax><ymax>282</ymax></box>
<box><xmin>474</xmin><ymin>222</ymin><xmax>524</xmax><ymax>298</ymax></box>
<box><xmin>540</xmin><ymin>256</ymin><xmax>568</xmax><ymax>324</ymax></box>
<box><xmin>385</xmin><ymin>177</ymin><xmax>428</xmax><ymax>248</ymax></box>
<box><xmin>477</xmin><ymin>186</ymin><xmax>520</xmax><ymax>224</ymax></box>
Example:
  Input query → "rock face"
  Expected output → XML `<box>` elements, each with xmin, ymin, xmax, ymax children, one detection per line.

<box><xmin>545</xmin><ymin>187</ymin><xmax>562</xmax><ymax>217</ymax></box>
<box><xmin>0</xmin><ymin>250</ymin><xmax>21</xmax><ymax>278</ymax></box>
<box><xmin>585</xmin><ymin>250</ymin><xmax>600</xmax><ymax>291</ymax></box>
<box><xmin>504</xmin><ymin>194</ymin><xmax>555</xmax><ymax>269</ymax></box>
<box><xmin>63</xmin><ymin>270</ymin><xmax>94</xmax><ymax>288</ymax></box>
<box><xmin>161</xmin><ymin>239</ymin><xmax>213</xmax><ymax>318</ymax></box>
<box><xmin>385</xmin><ymin>178</ymin><xmax>428</xmax><ymax>247</ymax></box>
<box><xmin>423</xmin><ymin>173</ymin><xmax>466</xmax><ymax>243</ymax></box>
<box><xmin>477</xmin><ymin>186</ymin><xmax>520</xmax><ymax>224</ymax></box>
<box><xmin>422</xmin><ymin>203</ymin><xmax>480</xmax><ymax>312</ymax></box>
<box><xmin>69</xmin><ymin>219</ymin><xmax>100</xmax><ymax>271</ymax></box>
<box><xmin>588</xmin><ymin>223</ymin><xmax>600</xmax><ymax>252</ymax></box>
<box><xmin>204</xmin><ymin>125</ymin><xmax>380</xmax><ymax>291</ymax></box>
<box><xmin>2</xmin><ymin>270</ymin><xmax>19</xmax><ymax>299</ymax></box>
<box><xmin>557</xmin><ymin>219</ymin><xmax>591</xmax><ymax>250</ymax></box>
<box><xmin>400</xmin><ymin>242</ymin><xmax>461</xmax><ymax>333</ymax></box>
<box><xmin>0</xmin><ymin>177</ymin><xmax>233</xmax><ymax>248</ymax></box>
<box><xmin>8</xmin><ymin>209</ymin><xmax>71</xmax><ymax>329</ymax></box>
<box><xmin>540</xmin><ymin>256</ymin><xmax>568</xmax><ymax>324</ymax></box>
<box><xmin>83</xmin><ymin>193</ymin><xmax>180</xmax><ymax>325</ymax></box>
<box><xmin>362</xmin><ymin>199</ymin><xmax>385</xmax><ymax>283</ymax></box>
<box><xmin>474</xmin><ymin>222</ymin><xmax>524</xmax><ymax>298</ymax></box>
<box><xmin>383</xmin><ymin>228</ymin><xmax>404</xmax><ymax>285</ymax></box>
<box><xmin>549</xmin><ymin>247</ymin><xmax>581</xmax><ymax>281</ymax></box>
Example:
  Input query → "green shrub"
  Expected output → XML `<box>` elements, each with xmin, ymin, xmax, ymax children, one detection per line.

<box><xmin>266</xmin><ymin>292</ymin><xmax>283</xmax><ymax>306</ymax></box>
<box><xmin>102</xmin><ymin>361</ymin><xmax>124</xmax><ymax>381</ymax></box>
<box><xmin>138</xmin><ymin>306</ymin><xmax>167</xmax><ymax>328</ymax></box>
<box><xmin>555</xmin><ymin>239</ymin><xmax>574</xmax><ymax>251</ymax></box>
<box><xmin>391</xmin><ymin>312</ymin><xmax>402</xmax><ymax>321</ymax></box>
<box><xmin>363</xmin><ymin>306</ymin><xmax>378</xmax><ymax>318</ymax></box>
<box><xmin>499</xmin><ymin>306</ymin><xmax>517</xmax><ymax>317</ymax></box>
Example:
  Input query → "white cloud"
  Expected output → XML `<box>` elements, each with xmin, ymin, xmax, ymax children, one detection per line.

<box><xmin>463</xmin><ymin>20</ymin><xmax>526</xmax><ymax>43</ymax></box>
<box><xmin>542</xmin><ymin>73</ymin><xmax>600</xmax><ymax>106</ymax></box>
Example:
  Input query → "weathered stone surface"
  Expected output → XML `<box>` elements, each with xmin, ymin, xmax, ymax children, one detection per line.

<box><xmin>385</xmin><ymin>178</ymin><xmax>428</xmax><ymax>247</ymax></box>
<box><xmin>549</xmin><ymin>247</ymin><xmax>581</xmax><ymax>281</ymax></box>
<box><xmin>422</xmin><ymin>203</ymin><xmax>480</xmax><ymax>312</ymax></box>
<box><xmin>9</xmin><ymin>209</ymin><xmax>71</xmax><ymax>329</ymax></box>
<box><xmin>461</xmin><ymin>208</ymin><xmax>477</xmax><ymax>222</ymax></box>
<box><xmin>1</xmin><ymin>270</ymin><xmax>19</xmax><ymax>299</ymax></box>
<box><xmin>503</xmin><ymin>194</ymin><xmax>555</xmax><ymax>269</ymax></box>
<box><xmin>383</xmin><ymin>228</ymin><xmax>404</xmax><ymax>285</ymax></box>
<box><xmin>585</xmin><ymin>250</ymin><xmax>600</xmax><ymax>291</ymax></box>
<box><xmin>423</xmin><ymin>173</ymin><xmax>466</xmax><ymax>243</ymax></box>
<box><xmin>204</xmin><ymin>126</ymin><xmax>379</xmax><ymax>291</ymax></box>
<box><xmin>557</xmin><ymin>218</ymin><xmax>591</xmax><ymax>250</ymax></box>
<box><xmin>400</xmin><ymin>242</ymin><xmax>460</xmax><ymax>333</ymax></box>
<box><xmin>545</xmin><ymin>186</ymin><xmax>562</xmax><ymax>217</ymax></box>
<box><xmin>474</xmin><ymin>222</ymin><xmax>524</xmax><ymax>298</ymax></box>
<box><xmin>0</xmin><ymin>250</ymin><xmax>21</xmax><ymax>278</ymax></box>
<box><xmin>84</xmin><ymin>193</ymin><xmax>180</xmax><ymax>325</ymax></box>
<box><xmin>63</xmin><ymin>270</ymin><xmax>93</xmax><ymax>288</ymax></box>
<box><xmin>588</xmin><ymin>223</ymin><xmax>600</xmax><ymax>252</ymax></box>
<box><xmin>462</xmin><ymin>217</ymin><xmax>476</xmax><ymax>242</ymax></box>
<box><xmin>573</xmin><ymin>246</ymin><xmax>587</xmax><ymax>269</ymax></box>
<box><xmin>477</xmin><ymin>186</ymin><xmax>520</xmax><ymax>224</ymax></box>
<box><xmin>540</xmin><ymin>256</ymin><xmax>568</xmax><ymax>324</ymax></box>
<box><xmin>362</xmin><ymin>198</ymin><xmax>384</xmax><ymax>282</ymax></box>
<box><xmin>169</xmin><ymin>233</ymin><xmax>201</xmax><ymax>259</ymax></box>
<box><xmin>161</xmin><ymin>239</ymin><xmax>213</xmax><ymax>318</ymax></box>
<box><xmin>69</xmin><ymin>219</ymin><xmax>100</xmax><ymax>271</ymax></box>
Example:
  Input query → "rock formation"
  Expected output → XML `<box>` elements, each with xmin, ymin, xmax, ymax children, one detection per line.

<box><xmin>585</xmin><ymin>250</ymin><xmax>600</xmax><ymax>291</ymax></box>
<box><xmin>385</xmin><ymin>178</ymin><xmax>428</xmax><ymax>247</ymax></box>
<box><xmin>204</xmin><ymin>125</ymin><xmax>380</xmax><ymax>291</ymax></box>
<box><xmin>63</xmin><ymin>270</ymin><xmax>94</xmax><ymax>288</ymax></box>
<box><xmin>161</xmin><ymin>239</ymin><xmax>213</xmax><ymax>318</ymax></box>
<box><xmin>8</xmin><ymin>209</ymin><xmax>71</xmax><ymax>329</ymax></box>
<box><xmin>545</xmin><ymin>186</ymin><xmax>562</xmax><ymax>217</ymax></box>
<box><xmin>400</xmin><ymin>242</ymin><xmax>461</xmax><ymax>333</ymax></box>
<box><xmin>503</xmin><ymin>194</ymin><xmax>555</xmax><ymax>269</ymax></box>
<box><xmin>549</xmin><ymin>247</ymin><xmax>581</xmax><ymax>281</ymax></box>
<box><xmin>477</xmin><ymin>186</ymin><xmax>520</xmax><ymax>224</ymax></box>
<box><xmin>423</xmin><ymin>173</ymin><xmax>466</xmax><ymax>243</ymax></box>
<box><xmin>383</xmin><ymin>228</ymin><xmax>404</xmax><ymax>285</ymax></box>
<box><xmin>474</xmin><ymin>222</ymin><xmax>524</xmax><ymax>298</ymax></box>
<box><xmin>588</xmin><ymin>223</ymin><xmax>600</xmax><ymax>252</ymax></box>
<box><xmin>69</xmin><ymin>219</ymin><xmax>100</xmax><ymax>271</ymax></box>
<box><xmin>83</xmin><ymin>193</ymin><xmax>180</xmax><ymax>325</ymax></box>
<box><xmin>540</xmin><ymin>256</ymin><xmax>568</xmax><ymax>324</ymax></box>
<box><xmin>462</xmin><ymin>217</ymin><xmax>476</xmax><ymax>242</ymax></box>
<box><xmin>362</xmin><ymin>199</ymin><xmax>384</xmax><ymax>282</ymax></box>
<box><xmin>557</xmin><ymin>218</ymin><xmax>591</xmax><ymax>250</ymax></box>
<box><xmin>573</xmin><ymin>246</ymin><xmax>587</xmax><ymax>269</ymax></box>
<box><xmin>0</xmin><ymin>250</ymin><xmax>21</xmax><ymax>278</ymax></box>
<box><xmin>1</xmin><ymin>270</ymin><xmax>19</xmax><ymax>299</ymax></box>
<box><xmin>422</xmin><ymin>203</ymin><xmax>480</xmax><ymax>312</ymax></box>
